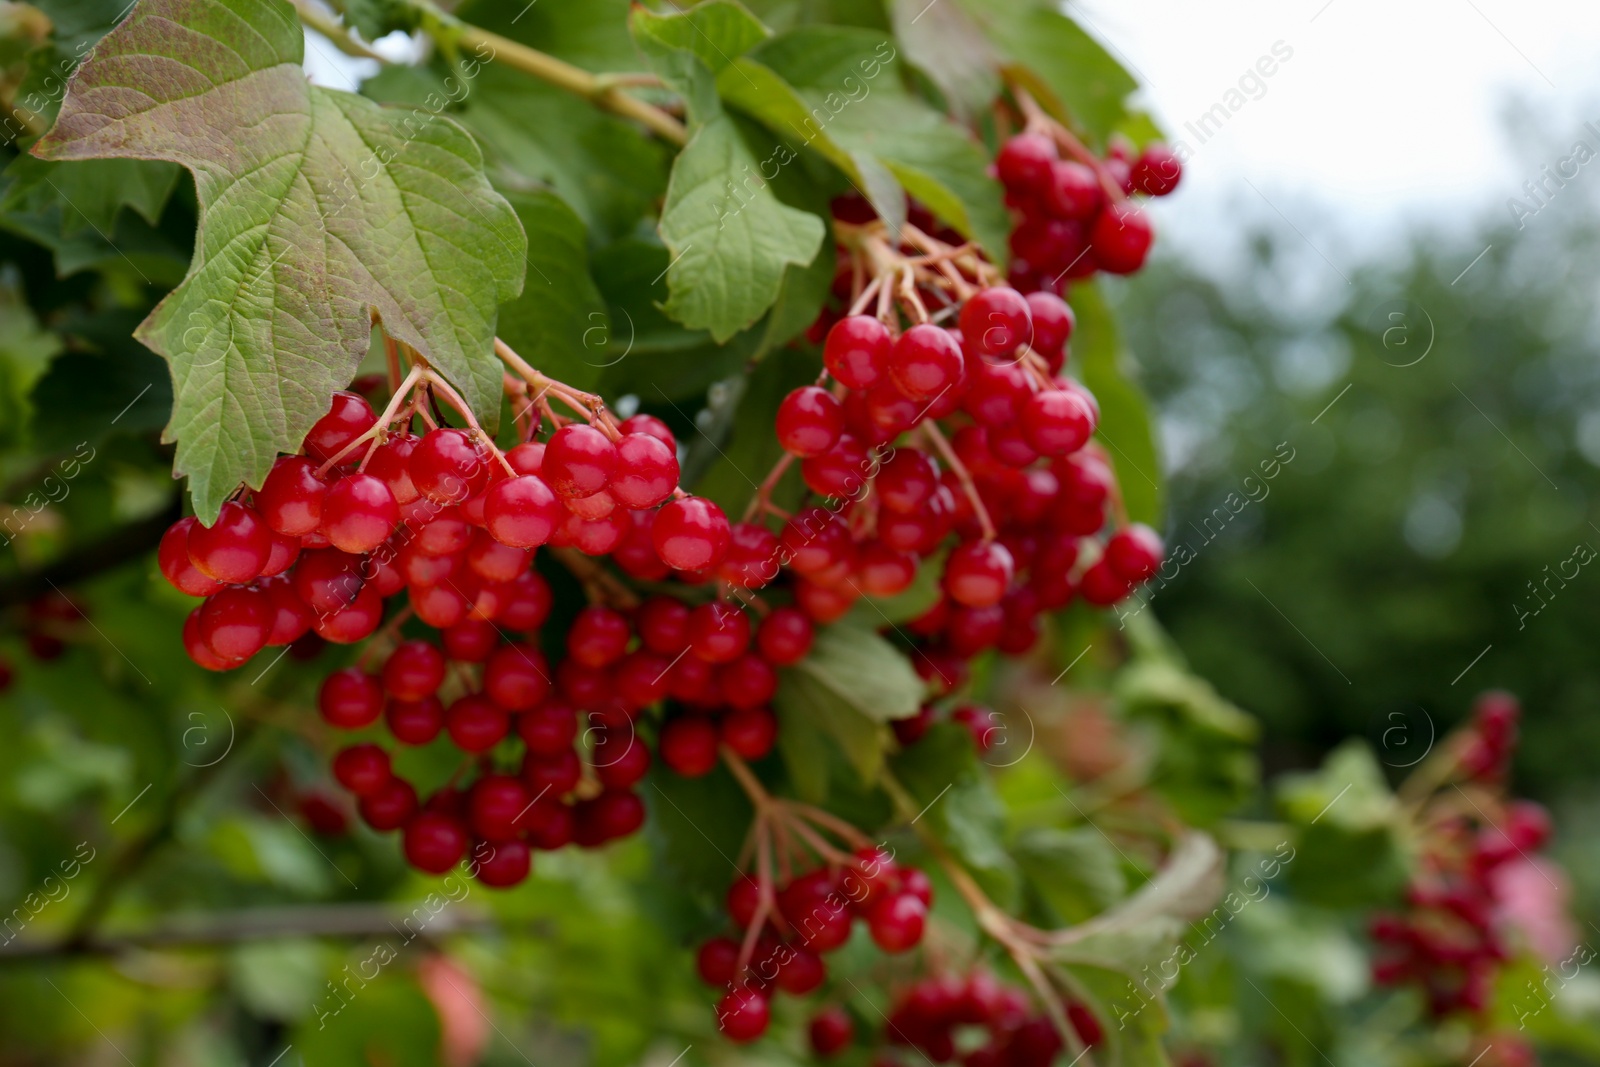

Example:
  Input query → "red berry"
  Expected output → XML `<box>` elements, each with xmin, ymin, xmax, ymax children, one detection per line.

<box><xmin>544</xmin><ymin>424</ymin><xmax>617</xmax><ymax>498</ymax></box>
<box><xmin>483</xmin><ymin>475</ymin><xmax>560</xmax><ymax>549</ymax></box>
<box><xmin>720</xmin><ymin>706</ymin><xmax>777</xmax><ymax>760</ymax></box>
<box><xmin>637</xmin><ymin>595</ymin><xmax>692</xmax><ymax>654</ymax></box>
<box><xmin>944</xmin><ymin>541</ymin><xmax>1014</xmax><ymax>608</ymax></box>
<box><xmin>319</xmin><ymin>667</ymin><xmax>383</xmax><ymax>729</ymax></box>
<box><xmin>717</xmin><ymin>988</ymin><xmax>771</xmax><ymax>1042</ymax></box>
<box><xmin>304</xmin><ymin>391</ymin><xmax>376</xmax><ymax>465</ymax></box>
<box><xmin>857</xmin><ymin>541</ymin><xmax>917</xmax><ymax>596</ymax></box>
<box><xmin>260</xmin><ymin>532</ymin><xmax>301</xmax><ymax>578</ymax></box>
<box><xmin>1021</xmin><ymin>387</ymin><xmax>1096</xmax><ymax>456</ymax></box>
<box><xmin>382</xmin><ymin>639</ymin><xmax>447</xmax><ymax>701</ymax></box>
<box><xmin>359</xmin><ymin>777</ymin><xmax>418</xmax><ymax>831</ymax></box>
<box><xmin>697</xmin><ymin>936</ymin><xmax>740</xmax><ymax>986</ymax></box>
<box><xmin>959</xmin><ymin>287</ymin><xmax>1032</xmax><ymax>359</ymax></box>
<box><xmin>445</xmin><ymin>694</ymin><xmax>511</xmax><ymax>752</ymax></box>
<box><xmin>312</xmin><ymin>583</ymin><xmax>383</xmax><ymax>644</ymax></box>
<box><xmin>366</xmin><ymin>432</ymin><xmax>420</xmax><ymax>505</ymax></box>
<box><xmin>1078</xmin><ymin>559</ymin><xmax>1131</xmax><ymax>606</ymax></box>
<box><xmin>572</xmin><ymin>789</ymin><xmax>644</xmax><ymax>845</ymax></box>
<box><xmin>517</xmin><ymin>699</ymin><xmax>577</xmax><ymax>756</ymax></box>
<box><xmin>257</xmin><ymin>456</ymin><xmax>328</xmax><ymax>537</ymax></box>
<box><xmin>333</xmin><ymin>743</ymin><xmax>392</xmax><ymax>796</ymax></box>
<box><xmin>652</xmin><ymin>497</ymin><xmax>731</xmax><ymax>571</ymax></box>
<box><xmin>484</xmin><ymin>642</ymin><xmax>551</xmax><ymax>710</ymax></box>
<box><xmin>497</xmin><ymin>570</ymin><xmax>553</xmax><ymax>630</ymax></box>
<box><xmin>409</xmin><ymin>582</ymin><xmax>470</xmax><ymax>629</ymax></box>
<box><xmin>403</xmin><ymin>811</ymin><xmax>469</xmax><ymax>873</ymax></box>
<box><xmin>567</xmin><ymin>605</ymin><xmax>632</xmax><ymax>668</ymax></box>
<box><xmin>1131</xmin><ymin>142</ymin><xmax>1182</xmax><ymax>196</ymax></box>
<box><xmin>718</xmin><ymin>654</ymin><xmax>777</xmax><ymax>709</ymax></box>
<box><xmin>889</xmin><ymin>324</ymin><xmax>963</xmax><ymax>401</ymax></box>
<box><xmin>197</xmin><ymin>585</ymin><xmax>272</xmax><ymax>661</ymax></box>
<box><xmin>780</xmin><ymin>508</ymin><xmax>851</xmax><ymax>575</ymax></box>
<box><xmin>1045</xmin><ymin>160</ymin><xmax>1103</xmax><ymax>220</ymax></box>
<box><xmin>1025</xmin><ymin>291</ymin><xmax>1074</xmax><ymax>361</ymax></box>
<box><xmin>186</xmin><ymin>502</ymin><xmax>271</xmax><ymax>585</ymax></box>
<box><xmin>809</xmin><ymin>1006</ymin><xmax>854</xmax><ymax>1056</ymax></box>
<box><xmin>1105</xmin><ymin>524</ymin><xmax>1163</xmax><ymax>583</ymax></box>
<box><xmin>824</xmin><ymin>315</ymin><xmax>892</xmax><ymax>389</ymax></box>
<box><xmin>159</xmin><ymin>517</ymin><xmax>223</xmax><ymax>596</ymax></box>
<box><xmin>441</xmin><ymin>616</ymin><xmax>498</xmax><ymax>662</ymax></box>
<box><xmin>717</xmin><ymin>522</ymin><xmax>781</xmax><ymax>589</ymax></box>
<box><xmin>689</xmin><ymin>601</ymin><xmax>751</xmax><ymax>663</ymax></box>
<box><xmin>660</xmin><ymin>717</ymin><xmax>720</xmax><ymax>776</ymax></box>
<box><xmin>618</xmin><ymin>413</ymin><xmax>675</xmax><ymax>447</ymax></box>
<box><xmin>996</xmin><ymin>133</ymin><xmax>1057</xmax><ymax>191</ymax></box>
<box><xmin>262</xmin><ymin>576</ymin><xmax>315</xmax><ymax>644</ymax></box>
<box><xmin>801</xmin><ymin>435</ymin><xmax>872</xmax><ymax>499</ymax></box>
<box><xmin>755</xmin><ymin>607</ymin><xmax>813</xmax><ymax>665</ymax></box>
<box><xmin>386</xmin><ymin>696</ymin><xmax>445</xmax><ymax>745</ymax></box>
<box><xmin>777</xmin><ymin>386</ymin><xmax>845</xmax><ymax>458</ymax></box>
<box><xmin>594</xmin><ymin>734</ymin><xmax>651</xmax><ymax>789</ymax></box>
<box><xmin>962</xmin><ymin>359</ymin><xmax>1030</xmax><ymax>428</ymax></box>
<box><xmin>875</xmin><ymin>448</ymin><xmax>939</xmax><ymax>514</ymax></box>
<box><xmin>1090</xmin><ymin>202</ymin><xmax>1153</xmax><ymax>274</ymax></box>
<box><xmin>322</xmin><ymin>473</ymin><xmax>399</xmax><ymax>554</ymax></box>
<box><xmin>293</xmin><ymin>548</ymin><xmax>365</xmax><ymax>615</ymax></box>
<box><xmin>182</xmin><ymin>607</ymin><xmax>237</xmax><ymax>670</ymax></box>
<box><xmin>523</xmin><ymin>748</ymin><xmax>582</xmax><ymax>798</ymax></box>
<box><xmin>611</xmin><ymin>432</ymin><xmax>679</xmax><ymax>509</ymax></box>
<box><xmin>411</xmin><ymin>428</ymin><xmax>491</xmax><ymax>505</ymax></box>
<box><xmin>776</xmin><ymin>947</ymin><xmax>826</xmax><ymax>994</ymax></box>
<box><xmin>867</xmin><ymin>892</ymin><xmax>927</xmax><ymax>952</ymax></box>
<box><xmin>468</xmin><ymin>774</ymin><xmax>531</xmax><ymax>841</ymax></box>
<box><xmin>465</xmin><ymin>529</ymin><xmax>530</xmax><ymax>584</ymax></box>
<box><xmin>474</xmin><ymin>838</ymin><xmax>531</xmax><ymax>887</ymax></box>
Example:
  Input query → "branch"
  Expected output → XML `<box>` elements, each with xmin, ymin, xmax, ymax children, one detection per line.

<box><xmin>288</xmin><ymin>0</ymin><xmax>388</xmax><ymax>62</ymax></box>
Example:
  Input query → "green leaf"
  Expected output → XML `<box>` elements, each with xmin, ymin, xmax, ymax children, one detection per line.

<box><xmin>792</xmin><ymin>619</ymin><xmax>923</xmax><ymax>723</ymax></box>
<box><xmin>631</xmin><ymin>0</ymin><xmax>771</xmax><ymax>122</ymax></box>
<box><xmin>29</xmin><ymin>307</ymin><xmax>173</xmax><ymax>452</ymax></box>
<box><xmin>956</xmin><ymin>0</ymin><xmax>1138</xmax><ymax>146</ymax></box>
<box><xmin>1070</xmin><ymin>280</ymin><xmax>1163</xmax><ymax>526</ymax></box>
<box><xmin>1274</xmin><ymin>740</ymin><xmax>1411</xmax><ymax>907</ymax></box>
<box><xmin>849</xmin><ymin>545</ymin><xmax>945</xmax><ymax>626</ymax></box>
<box><xmin>729</xmin><ymin>27</ymin><xmax>1009</xmax><ymax>258</ymax></box>
<box><xmin>890</xmin><ymin>723</ymin><xmax>1018</xmax><ymax>905</ymax></box>
<box><xmin>34</xmin><ymin>0</ymin><xmax>526</xmax><ymax>521</ymax></box>
<box><xmin>644</xmin><ymin>762</ymin><xmax>752</xmax><ymax>902</ymax></box>
<box><xmin>0</xmin><ymin>277</ymin><xmax>65</xmax><ymax>448</ymax></box>
<box><xmin>1</xmin><ymin>155</ymin><xmax>179</xmax><ymax>238</ymax></box>
<box><xmin>774</xmin><ymin>666</ymin><xmax>886</xmax><ymax>788</ymax></box>
<box><xmin>1013</xmin><ymin>825</ymin><xmax>1127</xmax><ymax>925</ymax></box>
<box><xmin>494</xmin><ymin>189</ymin><xmax>610</xmax><ymax>392</ymax></box>
<box><xmin>293</xmin><ymin>972</ymin><xmax>442</xmax><ymax>1067</ymax></box>
<box><xmin>887</xmin><ymin>0</ymin><xmax>1000</xmax><ymax>121</ymax></box>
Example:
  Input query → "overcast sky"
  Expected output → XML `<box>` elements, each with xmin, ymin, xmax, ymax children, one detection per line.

<box><xmin>1072</xmin><ymin>0</ymin><xmax>1600</xmax><ymax>262</ymax></box>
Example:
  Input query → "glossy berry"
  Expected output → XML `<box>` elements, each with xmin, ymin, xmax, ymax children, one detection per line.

<box><xmin>445</xmin><ymin>694</ymin><xmax>511</xmax><ymax>752</ymax></box>
<box><xmin>618</xmin><ymin>413</ymin><xmax>676</xmax><ymax>447</ymax></box>
<box><xmin>320</xmin><ymin>667</ymin><xmax>384</xmax><ymax>729</ymax></box>
<box><xmin>366</xmin><ymin>433</ymin><xmax>420</xmax><ymax>505</ymax></box>
<box><xmin>776</xmin><ymin>386</ymin><xmax>845</xmax><ymax>457</ymax></box>
<box><xmin>720</xmin><ymin>706</ymin><xmax>778</xmax><ymax>760</ymax></box>
<box><xmin>573</xmin><ymin>789</ymin><xmax>645</xmax><ymax>845</ymax></box>
<box><xmin>386</xmin><ymin>696</ymin><xmax>445</xmax><ymax>745</ymax></box>
<box><xmin>697</xmin><ymin>936</ymin><xmax>740</xmax><ymax>986</ymax></box>
<box><xmin>800</xmin><ymin>435</ymin><xmax>871</xmax><ymax>499</ymax></box>
<box><xmin>197</xmin><ymin>586</ymin><xmax>272</xmax><ymax>661</ymax></box>
<box><xmin>159</xmin><ymin>517</ymin><xmax>223</xmax><ymax>597</ymax></box>
<box><xmin>544</xmin><ymin>424</ymin><xmax>617</xmax><ymax>498</ymax></box>
<box><xmin>809</xmin><ymin>1006</ymin><xmax>854</xmax><ymax>1056</ymax></box>
<box><xmin>689</xmin><ymin>601</ymin><xmax>750</xmax><ymax>663</ymax></box>
<box><xmin>474</xmin><ymin>838</ymin><xmax>531</xmax><ymax>887</ymax></box>
<box><xmin>333</xmin><ymin>743</ymin><xmax>391</xmax><ymax>796</ymax></box>
<box><xmin>1078</xmin><ymin>559</ymin><xmax>1131</xmax><ymax>606</ymax></box>
<box><xmin>823</xmin><ymin>315</ymin><xmax>892</xmax><ymax>389</ymax></box>
<box><xmin>304</xmin><ymin>391</ymin><xmax>377</xmax><ymax>465</ymax></box>
<box><xmin>257</xmin><ymin>456</ymin><xmax>328</xmax><ymax>536</ymax></box>
<box><xmin>660</xmin><ymin>717</ymin><xmax>720</xmax><ymax>777</ymax></box>
<box><xmin>322</xmin><ymin>473</ymin><xmax>399</xmax><ymax>554</ymax></box>
<box><xmin>717</xmin><ymin>988</ymin><xmax>770</xmax><ymax>1043</ymax></box>
<box><xmin>944</xmin><ymin>541</ymin><xmax>1015</xmax><ymax>608</ymax></box>
<box><xmin>755</xmin><ymin>607</ymin><xmax>813</xmax><ymax>666</ymax></box>
<box><xmin>652</xmin><ymin>497</ymin><xmax>731</xmax><ymax>571</ymax></box>
<box><xmin>717</xmin><ymin>523</ymin><xmax>781</xmax><ymax>590</ymax></box>
<box><xmin>1025</xmin><ymin>291</ymin><xmax>1075</xmax><ymax>360</ymax></box>
<box><xmin>468</xmin><ymin>774</ymin><xmax>531</xmax><ymax>841</ymax></box>
<box><xmin>876</xmin><ymin>448</ymin><xmax>939</xmax><ymax>514</ymax></box>
<box><xmin>411</xmin><ymin>428</ymin><xmax>491</xmax><ymax>505</ymax></box>
<box><xmin>996</xmin><ymin>133</ymin><xmax>1057</xmax><ymax>191</ymax></box>
<box><xmin>1021</xmin><ymin>387</ymin><xmax>1096</xmax><ymax>456</ymax></box>
<box><xmin>517</xmin><ymin>700</ymin><xmax>577</xmax><ymax>756</ymax></box>
<box><xmin>1045</xmin><ymin>160</ymin><xmax>1103</xmax><ymax>220</ymax></box>
<box><xmin>187</xmin><ymin>502</ymin><xmax>271</xmax><ymax>585</ymax></box>
<box><xmin>567</xmin><ymin>606</ymin><xmax>632</xmax><ymax>668</ymax></box>
<box><xmin>1131</xmin><ymin>142</ymin><xmax>1182</xmax><ymax>195</ymax></box>
<box><xmin>1090</xmin><ymin>202</ymin><xmax>1154</xmax><ymax>274</ymax></box>
<box><xmin>359</xmin><ymin>778</ymin><xmax>418</xmax><ymax>831</ymax></box>
<box><xmin>959</xmin><ymin>287</ymin><xmax>1032</xmax><ymax>359</ymax></box>
<box><xmin>181</xmin><ymin>608</ymin><xmax>235</xmax><ymax>670</ymax></box>
<box><xmin>867</xmin><ymin>891</ymin><xmax>927</xmax><ymax>952</ymax></box>
<box><xmin>777</xmin><ymin>947</ymin><xmax>826</xmax><ymax>994</ymax></box>
<box><xmin>889</xmin><ymin>324</ymin><xmax>964</xmax><ymax>401</ymax></box>
<box><xmin>484</xmin><ymin>642</ymin><xmax>551</xmax><ymax>711</ymax></box>
<box><xmin>1105</xmin><ymin>524</ymin><xmax>1163</xmax><ymax>583</ymax></box>
<box><xmin>611</xmin><ymin>432</ymin><xmax>679</xmax><ymax>508</ymax></box>
<box><xmin>403</xmin><ymin>811</ymin><xmax>469</xmax><ymax>873</ymax></box>
<box><xmin>636</xmin><ymin>595</ymin><xmax>691</xmax><ymax>654</ymax></box>
<box><xmin>382</xmin><ymin>640</ymin><xmax>447</xmax><ymax>701</ymax></box>
<box><xmin>484</xmin><ymin>474</ymin><xmax>561</xmax><ymax>549</ymax></box>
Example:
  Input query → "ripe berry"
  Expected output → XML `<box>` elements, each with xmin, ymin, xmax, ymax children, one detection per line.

<box><xmin>718</xmin><ymin>654</ymin><xmax>777</xmax><ymax>709</ymax></box>
<box><xmin>572</xmin><ymin>789</ymin><xmax>644</xmax><ymax>844</ymax></box>
<box><xmin>304</xmin><ymin>391</ymin><xmax>376</xmax><ymax>465</ymax></box>
<box><xmin>262</xmin><ymin>576</ymin><xmax>315</xmax><ymax>644</ymax></box>
<box><xmin>801</xmin><ymin>435</ymin><xmax>872</xmax><ymax>499</ymax></box>
<box><xmin>637</xmin><ymin>595</ymin><xmax>691</xmax><ymax>654</ymax></box>
<box><xmin>411</xmin><ymin>428</ymin><xmax>491</xmax><ymax>505</ymax></box>
<box><xmin>660</xmin><ymin>717</ymin><xmax>720</xmax><ymax>777</ymax></box>
<box><xmin>776</xmin><ymin>386</ymin><xmax>845</xmax><ymax>457</ymax></box>
<box><xmin>474</xmin><ymin>838</ymin><xmax>531</xmax><ymax>887</ymax></box>
<box><xmin>517</xmin><ymin>699</ymin><xmax>578</xmax><ymax>756</ymax></box>
<box><xmin>187</xmin><ymin>502</ymin><xmax>271</xmax><ymax>584</ymax></box>
<box><xmin>468</xmin><ymin>774</ymin><xmax>531</xmax><ymax>841</ymax></box>
<box><xmin>484</xmin><ymin>642</ymin><xmax>551</xmax><ymax>710</ymax></box>
<box><xmin>1021</xmin><ymin>388</ymin><xmax>1096</xmax><ymax>456</ymax></box>
<box><xmin>717</xmin><ymin>988</ymin><xmax>770</xmax><ymax>1042</ymax></box>
<box><xmin>844</xmin><ymin>846</ymin><xmax>898</xmax><ymax>908</ymax></box>
<box><xmin>484</xmin><ymin>475</ymin><xmax>560</xmax><ymax>549</ymax></box>
<box><xmin>959</xmin><ymin>287</ymin><xmax>1033</xmax><ymax>359</ymax></box>
<box><xmin>987</xmin><ymin>420</ymin><xmax>1041</xmax><ymax>468</ymax></box>
<box><xmin>412</xmin><ymin>508</ymin><xmax>472</xmax><ymax>555</ymax></box>
<box><xmin>780</xmin><ymin>509</ymin><xmax>851</xmax><ymax>575</ymax></box>
<box><xmin>717</xmin><ymin>523</ymin><xmax>781</xmax><ymax>589</ymax></box>
<box><xmin>386</xmin><ymin>696</ymin><xmax>445</xmax><ymax>745</ymax></box>
<box><xmin>697</xmin><ymin>936</ymin><xmax>740</xmax><ymax>986</ymax></box>
<box><xmin>867</xmin><ymin>891</ymin><xmax>927</xmax><ymax>952</ymax></box>
<box><xmin>1090</xmin><ymin>202</ymin><xmax>1153</xmax><ymax>274</ymax></box>
<box><xmin>689</xmin><ymin>602</ymin><xmax>750</xmax><ymax>663</ymax></box>
<box><xmin>1105</xmin><ymin>524</ymin><xmax>1163</xmax><ymax>583</ymax></box>
<box><xmin>409</xmin><ymin>582</ymin><xmax>470</xmax><ymax>629</ymax></box>
<box><xmin>322</xmin><ymin>473</ymin><xmax>399</xmax><ymax>553</ymax></box>
<box><xmin>182</xmin><ymin>607</ymin><xmax>236</xmax><ymax>670</ymax></box>
<box><xmin>996</xmin><ymin>133</ymin><xmax>1057</xmax><ymax>191</ymax></box>
<box><xmin>857</xmin><ymin>541</ymin><xmax>917</xmax><ymax>596</ymax></box>
<box><xmin>465</xmin><ymin>529</ymin><xmax>530</xmax><ymax>584</ymax></box>
<box><xmin>197</xmin><ymin>585</ymin><xmax>271</xmax><ymax>661</ymax></box>
<box><xmin>382</xmin><ymin>639</ymin><xmax>447</xmax><ymax>701</ymax></box>
<box><xmin>333</xmin><ymin>743</ymin><xmax>392</xmax><ymax>796</ymax></box>
<box><xmin>293</xmin><ymin>548</ymin><xmax>365</xmax><ymax>614</ymax></box>
<box><xmin>809</xmin><ymin>1006</ymin><xmax>854</xmax><ymax>1056</ymax></box>
<box><xmin>403</xmin><ymin>811</ymin><xmax>469</xmax><ymax>873</ymax></box>
<box><xmin>498</xmin><ymin>571</ymin><xmax>553</xmax><ymax>631</ymax></box>
<box><xmin>652</xmin><ymin>497</ymin><xmax>732</xmax><ymax>571</ymax></box>
<box><xmin>544</xmin><ymin>424</ymin><xmax>617</xmax><ymax>498</ymax></box>
<box><xmin>1025</xmin><ymin>291</ymin><xmax>1075</xmax><ymax>361</ymax></box>
<box><xmin>313</xmin><ymin>583</ymin><xmax>383</xmax><ymax>644</ymax></box>
<box><xmin>876</xmin><ymin>448</ymin><xmax>939</xmax><ymax>514</ymax></box>
<box><xmin>257</xmin><ymin>456</ymin><xmax>328</xmax><ymax>536</ymax></box>
<box><xmin>944</xmin><ymin>541</ymin><xmax>1015</xmax><ymax>608</ymax></box>
<box><xmin>1045</xmin><ymin>160</ymin><xmax>1103</xmax><ymax>220</ymax></box>
<box><xmin>720</xmin><ymin>706</ymin><xmax>778</xmax><ymax>760</ymax></box>
<box><xmin>567</xmin><ymin>605</ymin><xmax>632</xmax><ymax>668</ymax></box>
<box><xmin>159</xmin><ymin>518</ymin><xmax>223</xmax><ymax>596</ymax></box>
<box><xmin>611</xmin><ymin>432</ymin><xmax>679</xmax><ymax>508</ymax></box>
<box><xmin>594</xmin><ymin>734</ymin><xmax>651</xmax><ymax>789</ymax></box>
<box><xmin>776</xmin><ymin>947</ymin><xmax>826</xmax><ymax>994</ymax></box>
<box><xmin>618</xmin><ymin>413</ymin><xmax>676</xmax><ymax>447</ymax></box>
<box><xmin>319</xmin><ymin>667</ymin><xmax>384</xmax><ymax>729</ymax></box>
<box><xmin>260</xmin><ymin>532</ymin><xmax>301</xmax><ymax>578</ymax></box>
<box><xmin>889</xmin><ymin>324</ymin><xmax>963</xmax><ymax>401</ymax></box>
<box><xmin>824</xmin><ymin>315</ymin><xmax>892</xmax><ymax>389</ymax></box>
<box><xmin>1078</xmin><ymin>559</ymin><xmax>1132</xmax><ymax>606</ymax></box>
<box><xmin>755</xmin><ymin>607</ymin><xmax>813</xmax><ymax>665</ymax></box>
<box><xmin>366</xmin><ymin>432</ymin><xmax>420</xmax><ymax>504</ymax></box>
<box><xmin>445</xmin><ymin>694</ymin><xmax>511</xmax><ymax>752</ymax></box>
<box><xmin>1132</xmin><ymin>142</ymin><xmax>1182</xmax><ymax>196</ymax></box>
<box><xmin>861</xmin><ymin>381</ymin><xmax>922</xmax><ymax>438</ymax></box>
<box><xmin>359</xmin><ymin>777</ymin><xmax>418</xmax><ymax>831</ymax></box>
<box><xmin>523</xmin><ymin>748</ymin><xmax>582</xmax><ymax>797</ymax></box>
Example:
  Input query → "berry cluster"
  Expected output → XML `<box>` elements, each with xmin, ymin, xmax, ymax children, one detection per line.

<box><xmin>997</xmin><ymin>112</ymin><xmax>1181</xmax><ymax>293</ymax></box>
<box><xmin>1370</xmin><ymin>693</ymin><xmax>1552</xmax><ymax>1017</ymax></box>
<box><xmin>806</xmin><ymin>970</ymin><xmax>1103</xmax><ymax>1065</ymax></box>
<box><xmin>699</xmin><ymin>848</ymin><xmax>932</xmax><ymax>1042</ymax></box>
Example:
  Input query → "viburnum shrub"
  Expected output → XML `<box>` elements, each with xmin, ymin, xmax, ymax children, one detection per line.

<box><xmin>18</xmin><ymin>1</ymin><xmax>1578</xmax><ymax>1064</ymax></box>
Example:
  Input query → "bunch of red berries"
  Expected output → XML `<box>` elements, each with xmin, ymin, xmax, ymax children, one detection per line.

<box><xmin>806</xmin><ymin>970</ymin><xmax>1103</xmax><ymax>1065</ymax></box>
<box><xmin>997</xmin><ymin>129</ymin><xmax>1180</xmax><ymax>293</ymax></box>
<box><xmin>698</xmin><ymin>848</ymin><xmax>932</xmax><ymax>1042</ymax></box>
<box><xmin>1370</xmin><ymin>692</ymin><xmax>1553</xmax><ymax>1017</ymax></box>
